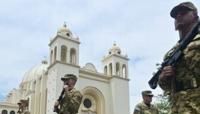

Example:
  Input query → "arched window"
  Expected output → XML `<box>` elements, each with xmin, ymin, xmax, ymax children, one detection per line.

<box><xmin>54</xmin><ymin>46</ymin><xmax>57</xmax><ymax>62</ymax></box>
<box><xmin>104</xmin><ymin>66</ymin><xmax>107</xmax><ymax>75</ymax></box>
<box><xmin>116</xmin><ymin>62</ymin><xmax>120</xmax><ymax>76</ymax></box>
<box><xmin>109</xmin><ymin>63</ymin><xmax>112</xmax><ymax>75</ymax></box>
<box><xmin>122</xmin><ymin>64</ymin><xmax>127</xmax><ymax>78</ymax></box>
<box><xmin>10</xmin><ymin>111</ymin><xmax>15</xmax><ymax>114</ymax></box>
<box><xmin>50</xmin><ymin>50</ymin><xmax>53</xmax><ymax>64</ymax></box>
<box><xmin>2</xmin><ymin>110</ymin><xmax>8</xmax><ymax>114</ymax></box>
<box><xmin>61</xmin><ymin>45</ymin><xmax>67</xmax><ymax>63</ymax></box>
<box><xmin>70</xmin><ymin>48</ymin><xmax>76</xmax><ymax>64</ymax></box>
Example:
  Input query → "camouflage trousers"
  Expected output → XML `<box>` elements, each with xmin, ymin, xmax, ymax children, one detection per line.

<box><xmin>170</xmin><ymin>87</ymin><xmax>200</xmax><ymax>114</ymax></box>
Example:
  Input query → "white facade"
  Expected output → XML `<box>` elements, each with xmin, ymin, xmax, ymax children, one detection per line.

<box><xmin>0</xmin><ymin>24</ymin><xmax>130</xmax><ymax>114</ymax></box>
<box><xmin>0</xmin><ymin>102</ymin><xmax>18</xmax><ymax>114</ymax></box>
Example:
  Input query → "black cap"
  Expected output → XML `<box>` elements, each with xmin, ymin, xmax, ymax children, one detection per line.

<box><xmin>170</xmin><ymin>2</ymin><xmax>197</xmax><ymax>18</ymax></box>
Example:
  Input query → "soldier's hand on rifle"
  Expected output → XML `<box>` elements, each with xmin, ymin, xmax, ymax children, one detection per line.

<box><xmin>159</xmin><ymin>65</ymin><xmax>175</xmax><ymax>80</ymax></box>
<box><xmin>64</xmin><ymin>85</ymin><xmax>69</xmax><ymax>92</ymax></box>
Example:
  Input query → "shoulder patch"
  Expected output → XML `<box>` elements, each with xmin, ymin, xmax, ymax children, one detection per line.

<box><xmin>134</xmin><ymin>106</ymin><xmax>141</xmax><ymax>111</ymax></box>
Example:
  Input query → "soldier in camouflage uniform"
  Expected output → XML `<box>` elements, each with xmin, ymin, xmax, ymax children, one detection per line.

<box><xmin>54</xmin><ymin>74</ymin><xmax>83</xmax><ymax>114</ymax></box>
<box><xmin>133</xmin><ymin>90</ymin><xmax>159</xmax><ymax>114</ymax></box>
<box><xmin>158</xmin><ymin>2</ymin><xmax>200</xmax><ymax>114</ymax></box>
<box><xmin>17</xmin><ymin>99</ymin><xmax>30</xmax><ymax>114</ymax></box>
<box><xmin>17</xmin><ymin>100</ymin><xmax>23</xmax><ymax>114</ymax></box>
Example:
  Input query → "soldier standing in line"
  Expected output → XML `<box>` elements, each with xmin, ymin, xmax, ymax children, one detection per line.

<box><xmin>158</xmin><ymin>2</ymin><xmax>200</xmax><ymax>114</ymax></box>
<box><xmin>17</xmin><ymin>99</ymin><xmax>30</xmax><ymax>114</ymax></box>
<box><xmin>17</xmin><ymin>100</ymin><xmax>23</xmax><ymax>114</ymax></box>
<box><xmin>133</xmin><ymin>90</ymin><xmax>159</xmax><ymax>114</ymax></box>
<box><xmin>54</xmin><ymin>74</ymin><xmax>83</xmax><ymax>114</ymax></box>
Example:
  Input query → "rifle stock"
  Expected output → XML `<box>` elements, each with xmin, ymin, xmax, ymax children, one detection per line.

<box><xmin>149</xmin><ymin>21</ymin><xmax>200</xmax><ymax>89</ymax></box>
<box><xmin>54</xmin><ymin>88</ymin><xmax>65</xmax><ymax>113</ymax></box>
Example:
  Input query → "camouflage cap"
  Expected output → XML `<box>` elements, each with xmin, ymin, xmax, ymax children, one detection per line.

<box><xmin>170</xmin><ymin>2</ymin><xmax>197</xmax><ymax>18</ymax></box>
<box><xmin>61</xmin><ymin>74</ymin><xmax>77</xmax><ymax>81</ymax></box>
<box><xmin>142</xmin><ymin>90</ymin><xmax>153</xmax><ymax>96</ymax></box>
<box><xmin>17</xmin><ymin>99</ymin><xmax>28</xmax><ymax>105</ymax></box>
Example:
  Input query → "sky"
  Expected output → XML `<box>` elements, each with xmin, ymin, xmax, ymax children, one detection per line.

<box><xmin>0</xmin><ymin>0</ymin><xmax>200</xmax><ymax>113</ymax></box>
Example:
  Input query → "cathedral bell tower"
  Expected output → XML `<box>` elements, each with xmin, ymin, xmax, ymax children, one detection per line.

<box><xmin>46</xmin><ymin>23</ymin><xmax>80</xmax><ymax>114</ymax></box>
<box><xmin>102</xmin><ymin>43</ymin><xmax>130</xmax><ymax>114</ymax></box>
<box><xmin>102</xmin><ymin>43</ymin><xmax>129</xmax><ymax>78</ymax></box>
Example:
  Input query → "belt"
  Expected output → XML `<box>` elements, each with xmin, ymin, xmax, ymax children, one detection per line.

<box><xmin>175</xmin><ymin>77</ymin><xmax>199</xmax><ymax>92</ymax></box>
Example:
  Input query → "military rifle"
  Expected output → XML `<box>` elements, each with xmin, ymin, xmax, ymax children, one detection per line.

<box><xmin>54</xmin><ymin>88</ymin><xmax>65</xmax><ymax>113</ymax></box>
<box><xmin>149</xmin><ymin>21</ymin><xmax>200</xmax><ymax>89</ymax></box>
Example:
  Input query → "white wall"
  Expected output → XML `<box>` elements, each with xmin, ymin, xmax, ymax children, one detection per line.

<box><xmin>78</xmin><ymin>75</ymin><xmax>112</xmax><ymax>114</ymax></box>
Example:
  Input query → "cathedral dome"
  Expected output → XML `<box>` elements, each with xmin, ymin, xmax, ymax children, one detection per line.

<box><xmin>109</xmin><ymin>43</ymin><xmax>121</xmax><ymax>55</ymax></box>
<box><xmin>22</xmin><ymin>60</ymin><xmax>48</xmax><ymax>83</ymax></box>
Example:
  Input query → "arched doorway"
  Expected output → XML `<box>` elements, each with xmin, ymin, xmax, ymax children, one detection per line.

<box><xmin>80</xmin><ymin>87</ymin><xmax>105</xmax><ymax>114</ymax></box>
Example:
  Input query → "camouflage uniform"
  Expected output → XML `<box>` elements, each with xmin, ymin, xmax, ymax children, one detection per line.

<box><xmin>133</xmin><ymin>90</ymin><xmax>159</xmax><ymax>114</ymax></box>
<box><xmin>159</xmin><ymin>33</ymin><xmax>200</xmax><ymax>114</ymax></box>
<box><xmin>133</xmin><ymin>102</ymin><xmax>159</xmax><ymax>114</ymax></box>
<box><xmin>58</xmin><ymin>74</ymin><xmax>83</xmax><ymax>114</ymax></box>
<box><xmin>59</xmin><ymin>88</ymin><xmax>83</xmax><ymax>114</ymax></box>
<box><xmin>158</xmin><ymin>1</ymin><xmax>200</xmax><ymax>114</ymax></box>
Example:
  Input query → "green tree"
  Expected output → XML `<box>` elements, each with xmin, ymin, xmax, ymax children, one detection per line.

<box><xmin>154</xmin><ymin>94</ymin><xmax>170</xmax><ymax>114</ymax></box>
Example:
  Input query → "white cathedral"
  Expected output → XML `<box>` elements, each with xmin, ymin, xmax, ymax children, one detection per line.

<box><xmin>0</xmin><ymin>24</ymin><xmax>130</xmax><ymax>114</ymax></box>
